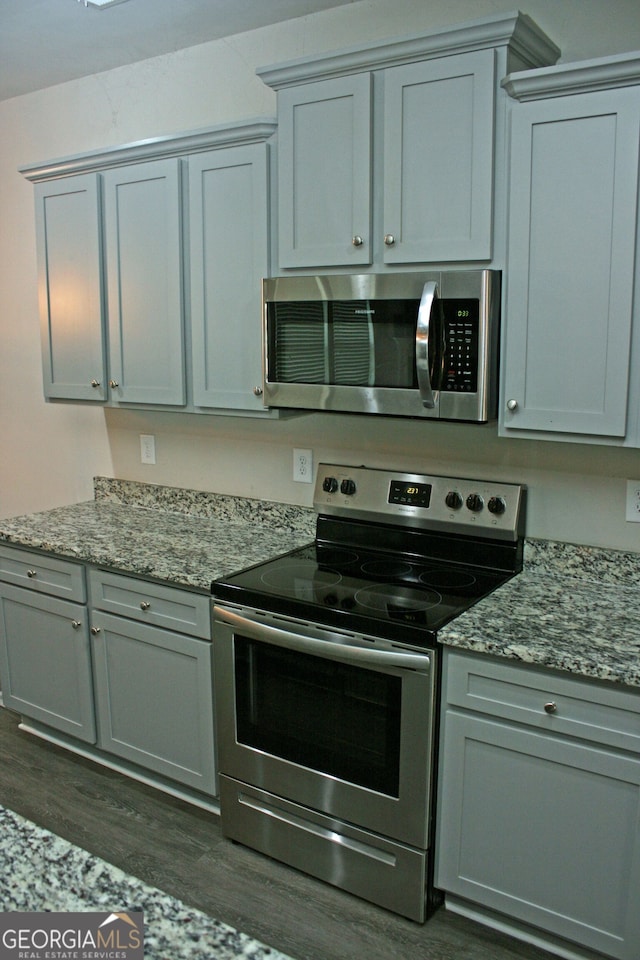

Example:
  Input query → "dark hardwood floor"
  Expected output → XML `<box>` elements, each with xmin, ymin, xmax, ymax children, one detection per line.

<box><xmin>0</xmin><ymin>706</ymin><xmax>559</xmax><ymax>960</ymax></box>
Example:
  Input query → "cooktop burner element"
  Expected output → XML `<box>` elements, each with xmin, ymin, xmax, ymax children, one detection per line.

<box><xmin>212</xmin><ymin>464</ymin><xmax>525</xmax><ymax>648</ymax></box>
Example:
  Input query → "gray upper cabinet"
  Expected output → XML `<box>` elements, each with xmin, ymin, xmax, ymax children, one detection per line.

<box><xmin>188</xmin><ymin>144</ymin><xmax>269</xmax><ymax>411</ymax></box>
<box><xmin>102</xmin><ymin>159</ymin><xmax>185</xmax><ymax>406</ymax></box>
<box><xmin>258</xmin><ymin>12</ymin><xmax>560</xmax><ymax>272</ymax></box>
<box><xmin>276</xmin><ymin>73</ymin><xmax>373</xmax><ymax>268</ymax></box>
<box><xmin>34</xmin><ymin>159</ymin><xmax>185</xmax><ymax>407</ymax></box>
<box><xmin>501</xmin><ymin>55</ymin><xmax>640</xmax><ymax>444</ymax></box>
<box><xmin>35</xmin><ymin>174</ymin><xmax>105</xmax><ymax>401</ymax></box>
<box><xmin>381</xmin><ymin>51</ymin><xmax>495</xmax><ymax>264</ymax></box>
<box><xmin>22</xmin><ymin>121</ymin><xmax>277</xmax><ymax>416</ymax></box>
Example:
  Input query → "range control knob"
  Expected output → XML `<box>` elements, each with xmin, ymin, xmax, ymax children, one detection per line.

<box><xmin>340</xmin><ymin>478</ymin><xmax>357</xmax><ymax>496</ymax></box>
<box><xmin>322</xmin><ymin>476</ymin><xmax>338</xmax><ymax>494</ymax></box>
<box><xmin>488</xmin><ymin>496</ymin><xmax>506</xmax><ymax>516</ymax></box>
<box><xmin>466</xmin><ymin>493</ymin><xmax>484</xmax><ymax>513</ymax></box>
<box><xmin>445</xmin><ymin>491</ymin><xmax>463</xmax><ymax>510</ymax></box>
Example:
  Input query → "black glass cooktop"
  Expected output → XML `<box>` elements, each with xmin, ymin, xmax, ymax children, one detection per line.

<box><xmin>212</xmin><ymin>540</ymin><xmax>513</xmax><ymax>648</ymax></box>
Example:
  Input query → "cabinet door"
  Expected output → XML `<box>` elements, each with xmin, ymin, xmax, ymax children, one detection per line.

<box><xmin>35</xmin><ymin>174</ymin><xmax>106</xmax><ymax>401</ymax></box>
<box><xmin>189</xmin><ymin>145</ymin><xmax>269</xmax><ymax>411</ymax></box>
<box><xmin>502</xmin><ymin>89</ymin><xmax>640</xmax><ymax>438</ymax></box>
<box><xmin>277</xmin><ymin>73</ymin><xmax>372</xmax><ymax>268</ymax></box>
<box><xmin>103</xmin><ymin>159</ymin><xmax>185</xmax><ymax>406</ymax></box>
<box><xmin>383</xmin><ymin>50</ymin><xmax>495</xmax><ymax>264</ymax></box>
<box><xmin>0</xmin><ymin>584</ymin><xmax>95</xmax><ymax>742</ymax></box>
<box><xmin>436</xmin><ymin>712</ymin><xmax>640</xmax><ymax>959</ymax></box>
<box><xmin>91</xmin><ymin>612</ymin><xmax>216</xmax><ymax>795</ymax></box>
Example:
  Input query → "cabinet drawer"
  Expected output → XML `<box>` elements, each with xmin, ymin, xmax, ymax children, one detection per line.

<box><xmin>444</xmin><ymin>650</ymin><xmax>640</xmax><ymax>754</ymax></box>
<box><xmin>89</xmin><ymin>569</ymin><xmax>210</xmax><ymax>640</ymax></box>
<box><xmin>0</xmin><ymin>545</ymin><xmax>86</xmax><ymax>602</ymax></box>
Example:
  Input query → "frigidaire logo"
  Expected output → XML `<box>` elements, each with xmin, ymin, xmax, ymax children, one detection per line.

<box><xmin>354</xmin><ymin>308</ymin><xmax>375</xmax><ymax>315</ymax></box>
<box><xmin>0</xmin><ymin>911</ymin><xmax>144</xmax><ymax>960</ymax></box>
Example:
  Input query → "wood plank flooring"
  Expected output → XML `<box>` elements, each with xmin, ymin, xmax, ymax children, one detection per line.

<box><xmin>0</xmin><ymin>706</ymin><xmax>559</xmax><ymax>960</ymax></box>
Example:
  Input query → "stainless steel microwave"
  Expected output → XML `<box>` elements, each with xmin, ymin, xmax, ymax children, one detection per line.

<box><xmin>262</xmin><ymin>270</ymin><xmax>500</xmax><ymax>422</ymax></box>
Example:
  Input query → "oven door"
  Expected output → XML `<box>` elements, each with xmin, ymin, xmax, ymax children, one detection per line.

<box><xmin>212</xmin><ymin>603</ymin><xmax>437</xmax><ymax>850</ymax></box>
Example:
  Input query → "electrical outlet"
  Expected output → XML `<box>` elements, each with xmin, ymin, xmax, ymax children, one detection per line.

<box><xmin>140</xmin><ymin>434</ymin><xmax>156</xmax><ymax>465</ymax></box>
<box><xmin>293</xmin><ymin>448</ymin><xmax>313</xmax><ymax>483</ymax></box>
<box><xmin>626</xmin><ymin>480</ymin><xmax>640</xmax><ymax>522</ymax></box>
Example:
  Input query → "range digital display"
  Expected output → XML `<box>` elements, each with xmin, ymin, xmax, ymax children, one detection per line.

<box><xmin>388</xmin><ymin>480</ymin><xmax>432</xmax><ymax>509</ymax></box>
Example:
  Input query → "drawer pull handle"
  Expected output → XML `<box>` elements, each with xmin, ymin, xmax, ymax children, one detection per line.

<box><xmin>90</xmin><ymin>626</ymin><xmax>101</xmax><ymax>636</ymax></box>
<box><xmin>27</xmin><ymin>569</ymin><xmax>37</xmax><ymax>578</ymax></box>
<box><xmin>544</xmin><ymin>701</ymin><xmax>557</xmax><ymax>715</ymax></box>
<box><xmin>140</xmin><ymin>601</ymin><xmax>151</xmax><ymax>611</ymax></box>
<box><xmin>71</xmin><ymin>620</ymin><xmax>82</xmax><ymax>630</ymax></box>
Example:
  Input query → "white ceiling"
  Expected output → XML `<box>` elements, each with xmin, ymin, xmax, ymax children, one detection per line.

<box><xmin>0</xmin><ymin>0</ymin><xmax>358</xmax><ymax>102</ymax></box>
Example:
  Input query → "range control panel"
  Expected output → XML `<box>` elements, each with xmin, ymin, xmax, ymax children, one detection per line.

<box><xmin>314</xmin><ymin>464</ymin><xmax>525</xmax><ymax>541</ymax></box>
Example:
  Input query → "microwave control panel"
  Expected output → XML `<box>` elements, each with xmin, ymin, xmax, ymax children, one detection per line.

<box><xmin>442</xmin><ymin>300</ymin><xmax>479</xmax><ymax>393</ymax></box>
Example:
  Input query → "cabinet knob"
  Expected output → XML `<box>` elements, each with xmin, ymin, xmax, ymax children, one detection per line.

<box><xmin>90</xmin><ymin>626</ymin><xmax>101</xmax><ymax>636</ymax></box>
<box><xmin>507</xmin><ymin>399</ymin><xmax>518</xmax><ymax>412</ymax></box>
<box><xmin>71</xmin><ymin>620</ymin><xmax>82</xmax><ymax>630</ymax></box>
<box><xmin>544</xmin><ymin>701</ymin><xmax>557</xmax><ymax>715</ymax></box>
<box><xmin>140</xmin><ymin>601</ymin><xmax>151</xmax><ymax>611</ymax></box>
<box><xmin>384</xmin><ymin>234</ymin><xmax>395</xmax><ymax>246</ymax></box>
<box><xmin>352</xmin><ymin>235</ymin><xmax>364</xmax><ymax>247</ymax></box>
<box><xmin>253</xmin><ymin>386</ymin><xmax>263</xmax><ymax>397</ymax></box>
<box><xmin>90</xmin><ymin>379</ymin><xmax>101</xmax><ymax>388</ymax></box>
<box><xmin>26</xmin><ymin>569</ymin><xmax>37</xmax><ymax>578</ymax></box>
<box><xmin>109</xmin><ymin>379</ymin><xmax>119</xmax><ymax>389</ymax></box>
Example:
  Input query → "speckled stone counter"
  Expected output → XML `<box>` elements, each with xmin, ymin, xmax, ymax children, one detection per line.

<box><xmin>0</xmin><ymin>478</ymin><xmax>316</xmax><ymax>592</ymax></box>
<box><xmin>439</xmin><ymin>538</ymin><xmax>640</xmax><ymax>689</ymax></box>
<box><xmin>1</xmin><ymin>479</ymin><xmax>639</xmax><ymax>689</ymax></box>
<box><xmin>0</xmin><ymin>805</ymin><xmax>293</xmax><ymax>960</ymax></box>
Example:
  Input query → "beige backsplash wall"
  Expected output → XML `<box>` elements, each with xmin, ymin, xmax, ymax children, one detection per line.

<box><xmin>104</xmin><ymin>408</ymin><xmax>640</xmax><ymax>551</ymax></box>
<box><xmin>2</xmin><ymin>0</ymin><xmax>640</xmax><ymax>550</ymax></box>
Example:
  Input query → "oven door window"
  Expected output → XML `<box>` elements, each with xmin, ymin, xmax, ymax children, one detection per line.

<box><xmin>234</xmin><ymin>637</ymin><xmax>402</xmax><ymax>797</ymax></box>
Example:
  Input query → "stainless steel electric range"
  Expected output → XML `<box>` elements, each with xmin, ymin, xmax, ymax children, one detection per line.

<box><xmin>211</xmin><ymin>464</ymin><xmax>525</xmax><ymax>922</ymax></box>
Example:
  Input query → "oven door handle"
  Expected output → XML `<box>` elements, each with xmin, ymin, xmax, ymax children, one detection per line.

<box><xmin>213</xmin><ymin>605</ymin><xmax>432</xmax><ymax>673</ymax></box>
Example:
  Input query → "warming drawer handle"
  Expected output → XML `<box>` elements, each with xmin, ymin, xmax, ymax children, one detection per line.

<box><xmin>213</xmin><ymin>605</ymin><xmax>432</xmax><ymax>672</ymax></box>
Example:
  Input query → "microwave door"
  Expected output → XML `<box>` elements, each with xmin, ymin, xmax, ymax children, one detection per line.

<box><xmin>416</xmin><ymin>282</ymin><xmax>445</xmax><ymax>408</ymax></box>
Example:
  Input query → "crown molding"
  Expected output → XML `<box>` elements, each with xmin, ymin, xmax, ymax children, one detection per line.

<box><xmin>503</xmin><ymin>51</ymin><xmax>640</xmax><ymax>101</ymax></box>
<box><xmin>257</xmin><ymin>11</ymin><xmax>560</xmax><ymax>90</ymax></box>
<box><xmin>20</xmin><ymin>119</ymin><xmax>277</xmax><ymax>182</ymax></box>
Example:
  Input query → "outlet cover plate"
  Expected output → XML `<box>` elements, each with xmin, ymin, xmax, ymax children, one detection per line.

<box><xmin>625</xmin><ymin>480</ymin><xmax>640</xmax><ymax>522</ymax></box>
<box><xmin>293</xmin><ymin>448</ymin><xmax>313</xmax><ymax>483</ymax></box>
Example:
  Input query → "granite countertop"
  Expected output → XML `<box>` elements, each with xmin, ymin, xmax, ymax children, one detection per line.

<box><xmin>0</xmin><ymin>805</ymin><xmax>293</xmax><ymax>960</ymax></box>
<box><xmin>1</xmin><ymin>478</ymin><xmax>639</xmax><ymax>690</ymax></box>
<box><xmin>0</xmin><ymin>478</ymin><xmax>317</xmax><ymax>593</ymax></box>
<box><xmin>439</xmin><ymin>539</ymin><xmax>640</xmax><ymax>689</ymax></box>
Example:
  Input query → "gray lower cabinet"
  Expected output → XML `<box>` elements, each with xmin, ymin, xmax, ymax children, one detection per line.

<box><xmin>0</xmin><ymin>545</ymin><xmax>217</xmax><ymax>799</ymax></box>
<box><xmin>436</xmin><ymin>649</ymin><xmax>640</xmax><ymax>959</ymax></box>
<box><xmin>88</xmin><ymin>569</ymin><xmax>216</xmax><ymax>796</ymax></box>
<box><xmin>0</xmin><ymin>547</ymin><xmax>96</xmax><ymax>742</ymax></box>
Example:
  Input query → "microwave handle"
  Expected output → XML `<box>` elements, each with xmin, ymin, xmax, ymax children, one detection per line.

<box><xmin>416</xmin><ymin>281</ymin><xmax>439</xmax><ymax>409</ymax></box>
<box><xmin>214</xmin><ymin>604</ymin><xmax>432</xmax><ymax>673</ymax></box>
